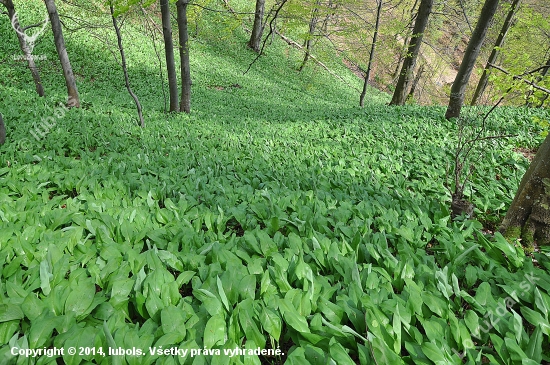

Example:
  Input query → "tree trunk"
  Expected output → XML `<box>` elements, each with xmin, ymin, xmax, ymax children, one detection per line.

<box><xmin>248</xmin><ymin>0</ymin><xmax>265</xmax><ymax>53</ymax></box>
<box><xmin>360</xmin><ymin>0</ymin><xmax>383</xmax><ymax>107</ymax></box>
<box><xmin>176</xmin><ymin>0</ymin><xmax>191</xmax><ymax>113</ymax></box>
<box><xmin>3</xmin><ymin>0</ymin><xmax>45</xmax><ymax>97</ymax></box>
<box><xmin>500</xmin><ymin>134</ymin><xmax>550</xmax><ymax>248</ymax></box>
<box><xmin>0</xmin><ymin>113</ymin><xmax>5</xmax><ymax>145</ymax></box>
<box><xmin>389</xmin><ymin>0</ymin><xmax>433</xmax><ymax>106</ymax></box>
<box><xmin>160</xmin><ymin>0</ymin><xmax>179</xmax><ymax>112</ymax></box>
<box><xmin>445</xmin><ymin>0</ymin><xmax>500</xmax><ymax>119</ymax></box>
<box><xmin>43</xmin><ymin>0</ymin><xmax>80</xmax><ymax>108</ymax></box>
<box><xmin>109</xmin><ymin>4</ymin><xmax>144</xmax><ymax>127</ymax></box>
<box><xmin>407</xmin><ymin>63</ymin><xmax>425</xmax><ymax>101</ymax></box>
<box><xmin>298</xmin><ymin>0</ymin><xmax>321</xmax><ymax>72</ymax></box>
<box><xmin>471</xmin><ymin>0</ymin><xmax>521</xmax><ymax>106</ymax></box>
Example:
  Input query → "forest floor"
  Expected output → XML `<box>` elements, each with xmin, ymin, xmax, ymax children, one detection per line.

<box><xmin>1</xmin><ymin>2</ymin><xmax>550</xmax><ymax>364</ymax></box>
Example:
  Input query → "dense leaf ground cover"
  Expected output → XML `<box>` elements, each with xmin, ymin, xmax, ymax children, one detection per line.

<box><xmin>1</xmin><ymin>2</ymin><xmax>550</xmax><ymax>364</ymax></box>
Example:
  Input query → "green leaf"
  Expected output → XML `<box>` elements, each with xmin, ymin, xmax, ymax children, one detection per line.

<box><xmin>217</xmin><ymin>276</ymin><xmax>230</xmax><ymax>312</ymax></box>
<box><xmin>64</xmin><ymin>278</ymin><xmax>96</xmax><ymax>318</ymax></box>
<box><xmin>0</xmin><ymin>304</ymin><xmax>24</xmax><ymax>322</ymax></box>
<box><xmin>204</xmin><ymin>314</ymin><xmax>226</xmax><ymax>349</ymax></box>
<box><xmin>161</xmin><ymin>305</ymin><xmax>186</xmax><ymax>337</ymax></box>
<box><xmin>329</xmin><ymin>337</ymin><xmax>355</xmax><ymax>365</ymax></box>
<box><xmin>421</xmin><ymin>342</ymin><xmax>450</xmax><ymax>365</ymax></box>
<box><xmin>260</xmin><ymin>306</ymin><xmax>282</xmax><ymax>341</ymax></box>
<box><xmin>278</xmin><ymin>297</ymin><xmax>310</xmax><ymax>333</ymax></box>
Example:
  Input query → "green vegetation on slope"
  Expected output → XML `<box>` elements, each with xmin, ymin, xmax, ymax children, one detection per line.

<box><xmin>1</xmin><ymin>2</ymin><xmax>550</xmax><ymax>364</ymax></box>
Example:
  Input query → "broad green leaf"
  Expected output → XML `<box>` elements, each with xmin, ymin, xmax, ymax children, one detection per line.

<box><xmin>204</xmin><ymin>314</ymin><xmax>226</xmax><ymax>349</ymax></box>
<box><xmin>278</xmin><ymin>297</ymin><xmax>310</xmax><ymax>333</ymax></box>
<box><xmin>0</xmin><ymin>304</ymin><xmax>24</xmax><ymax>322</ymax></box>
<box><xmin>161</xmin><ymin>305</ymin><xmax>186</xmax><ymax>337</ymax></box>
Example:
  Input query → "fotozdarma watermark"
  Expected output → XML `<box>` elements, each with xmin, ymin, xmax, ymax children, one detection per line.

<box><xmin>451</xmin><ymin>271</ymin><xmax>540</xmax><ymax>359</ymax></box>
<box><xmin>10</xmin><ymin>11</ymin><xmax>49</xmax><ymax>61</ymax></box>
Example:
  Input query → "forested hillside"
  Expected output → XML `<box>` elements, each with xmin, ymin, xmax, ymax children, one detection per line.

<box><xmin>0</xmin><ymin>0</ymin><xmax>549</xmax><ymax>364</ymax></box>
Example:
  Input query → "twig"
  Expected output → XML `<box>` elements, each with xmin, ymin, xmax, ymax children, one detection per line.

<box><xmin>275</xmin><ymin>30</ymin><xmax>360</xmax><ymax>92</ymax></box>
<box><xmin>488</xmin><ymin>63</ymin><xmax>550</xmax><ymax>95</ymax></box>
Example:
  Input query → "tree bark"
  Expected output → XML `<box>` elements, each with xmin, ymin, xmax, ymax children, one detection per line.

<box><xmin>389</xmin><ymin>0</ymin><xmax>433</xmax><ymax>106</ymax></box>
<box><xmin>445</xmin><ymin>0</ymin><xmax>500</xmax><ymax>119</ymax></box>
<box><xmin>407</xmin><ymin>63</ymin><xmax>425</xmax><ymax>101</ymax></box>
<box><xmin>176</xmin><ymin>0</ymin><xmax>191</xmax><ymax>113</ymax></box>
<box><xmin>109</xmin><ymin>4</ymin><xmax>144</xmax><ymax>127</ymax></box>
<box><xmin>160</xmin><ymin>0</ymin><xmax>179</xmax><ymax>112</ymax></box>
<box><xmin>471</xmin><ymin>0</ymin><xmax>521</xmax><ymax>106</ymax></box>
<box><xmin>500</xmin><ymin>134</ymin><xmax>550</xmax><ymax>248</ymax></box>
<box><xmin>3</xmin><ymin>0</ymin><xmax>45</xmax><ymax>97</ymax></box>
<box><xmin>360</xmin><ymin>0</ymin><xmax>382</xmax><ymax>107</ymax></box>
<box><xmin>248</xmin><ymin>0</ymin><xmax>265</xmax><ymax>53</ymax></box>
<box><xmin>43</xmin><ymin>0</ymin><xmax>80</xmax><ymax>108</ymax></box>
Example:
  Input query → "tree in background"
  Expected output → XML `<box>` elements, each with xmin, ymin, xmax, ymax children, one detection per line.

<box><xmin>109</xmin><ymin>2</ymin><xmax>144</xmax><ymax>127</ymax></box>
<box><xmin>177</xmin><ymin>0</ymin><xmax>191</xmax><ymax>113</ymax></box>
<box><xmin>43</xmin><ymin>0</ymin><xmax>80</xmax><ymax>107</ymax></box>
<box><xmin>248</xmin><ymin>0</ymin><xmax>265</xmax><ymax>53</ymax></box>
<box><xmin>389</xmin><ymin>0</ymin><xmax>433</xmax><ymax>106</ymax></box>
<box><xmin>1</xmin><ymin>0</ymin><xmax>46</xmax><ymax>97</ymax></box>
<box><xmin>160</xmin><ymin>0</ymin><xmax>179</xmax><ymax>112</ymax></box>
<box><xmin>298</xmin><ymin>0</ymin><xmax>322</xmax><ymax>71</ymax></box>
<box><xmin>471</xmin><ymin>0</ymin><xmax>522</xmax><ymax>106</ymax></box>
<box><xmin>0</xmin><ymin>113</ymin><xmax>5</xmax><ymax>145</ymax></box>
<box><xmin>360</xmin><ymin>0</ymin><xmax>382</xmax><ymax>107</ymax></box>
<box><xmin>445</xmin><ymin>0</ymin><xmax>500</xmax><ymax>119</ymax></box>
<box><xmin>501</xmin><ymin>133</ymin><xmax>550</xmax><ymax>248</ymax></box>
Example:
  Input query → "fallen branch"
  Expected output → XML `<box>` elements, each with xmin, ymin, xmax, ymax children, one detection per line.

<box><xmin>275</xmin><ymin>30</ymin><xmax>360</xmax><ymax>92</ymax></box>
<box><xmin>488</xmin><ymin>63</ymin><xmax>550</xmax><ymax>95</ymax></box>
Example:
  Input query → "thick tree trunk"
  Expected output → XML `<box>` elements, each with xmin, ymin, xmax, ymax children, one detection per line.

<box><xmin>389</xmin><ymin>0</ymin><xmax>433</xmax><ymax>106</ymax></box>
<box><xmin>500</xmin><ymin>134</ymin><xmax>550</xmax><ymax>248</ymax></box>
<box><xmin>160</xmin><ymin>0</ymin><xmax>179</xmax><ymax>112</ymax></box>
<box><xmin>360</xmin><ymin>0</ymin><xmax>383</xmax><ymax>107</ymax></box>
<box><xmin>445</xmin><ymin>0</ymin><xmax>500</xmax><ymax>119</ymax></box>
<box><xmin>248</xmin><ymin>0</ymin><xmax>265</xmax><ymax>53</ymax></box>
<box><xmin>109</xmin><ymin>4</ymin><xmax>144</xmax><ymax>127</ymax></box>
<box><xmin>471</xmin><ymin>0</ymin><xmax>521</xmax><ymax>106</ymax></box>
<box><xmin>176</xmin><ymin>0</ymin><xmax>191</xmax><ymax>113</ymax></box>
<box><xmin>43</xmin><ymin>0</ymin><xmax>80</xmax><ymax>108</ymax></box>
<box><xmin>0</xmin><ymin>113</ymin><xmax>5</xmax><ymax>145</ymax></box>
<box><xmin>3</xmin><ymin>0</ymin><xmax>45</xmax><ymax>97</ymax></box>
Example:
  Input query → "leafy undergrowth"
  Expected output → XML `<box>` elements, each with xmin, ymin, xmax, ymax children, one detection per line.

<box><xmin>1</xmin><ymin>2</ymin><xmax>550</xmax><ymax>364</ymax></box>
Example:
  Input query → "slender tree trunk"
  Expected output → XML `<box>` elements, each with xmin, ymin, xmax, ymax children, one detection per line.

<box><xmin>298</xmin><ymin>0</ymin><xmax>321</xmax><ymax>72</ymax></box>
<box><xmin>160</xmin><ymin>0</ymin><xmax>179</xmax><ymax>112</ymax></box>
<box><xmin>248</xmin><ymin>0</ymin><xmax>265</xmax><ymax>53</ymax></box>
<box><xmin>471</xmin><ymin>0</ymin><xmax>521</xmax><ymax>106</ymax></box>
<box><xmin>445</xmin><ymin>0</ymin><xmax>500</xmax><ymax>119</ymax></box>
<box><xmin>500</xmin><ymin>133</ymin><xmax>550</xmax><ymax>247</ymax></box>
<box><xmin>389</xmin><ymin>0</ymin><xmax>433</xmax><ymax>106</ymax></box>
<box><xmin>176</xmin><ymin>0</ymin><xmax>191</xmax><ymax>113</ymax></box>
<box><xmin>0</xmin><ymin>113</ymin><xmax>5</xmax><ymax>145</ymax></box>
<box><xmin>360</xmin><ymin>0</ymin><xmax>383</xmax><ymax>107</ymax></box>
<box><xmin>109</xmin><ymin>4</ymin><xmax>144</xmax><ymax>127</ymax></box>
<box><xmin>3</xmin><ymin>0</ymin><xmax>45</xmax><ymax>97</ymax></box>
<box><xmin>407</xmin><ymin>63</ymin><xmax>425</xmax><ymax>101</ymax></box>
<box><xmin>43</xmin><ymin>0</ymin><xmax>79</xmax><ymax>108</ymax></box>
